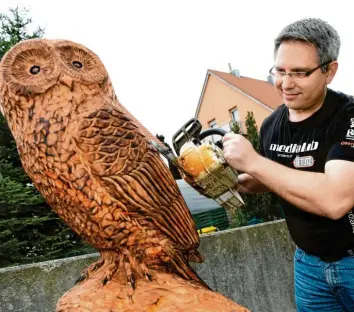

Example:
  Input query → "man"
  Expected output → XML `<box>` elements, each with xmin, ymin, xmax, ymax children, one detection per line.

<box><xmin>222</xmin><ymin>18</ymin><xmax>354</xmax><ymax>311</ymax></box>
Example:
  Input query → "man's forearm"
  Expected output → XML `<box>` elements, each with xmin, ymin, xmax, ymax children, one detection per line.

<box><xmin>237</xmin><ymin>173</ymin><xmax>269</xmax><ymax>194</ymax></box>
<box><xmin>247</xmin><ymin>155</ymin><xmax>347</xmax><ymax>219</ymax></box>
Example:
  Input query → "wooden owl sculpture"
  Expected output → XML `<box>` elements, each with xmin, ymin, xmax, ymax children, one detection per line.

<box><xmin>0</xmin><ymin>39</ymin><xmax>249</xmax><ymax>312</ymax></box>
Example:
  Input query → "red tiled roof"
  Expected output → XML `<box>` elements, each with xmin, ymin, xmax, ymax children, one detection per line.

<box><xmin>208</xmin><ymin>70</ymin><xmax>283</xmax><ymax>110</ymax></box>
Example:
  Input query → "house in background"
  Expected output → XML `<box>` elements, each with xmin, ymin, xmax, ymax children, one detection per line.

<box><xmin>195</xmin><ymin>66</ymin><xmax>283</xmax><ymax>135</ymax></box>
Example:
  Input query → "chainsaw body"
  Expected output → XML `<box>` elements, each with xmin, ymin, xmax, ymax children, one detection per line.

<box><xmin>153</xmin><ymin>118</ymin><xmax>244</xmax><ymax>210</ymax></box>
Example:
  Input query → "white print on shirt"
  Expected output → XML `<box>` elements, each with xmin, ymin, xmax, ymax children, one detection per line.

<box><xmin>292</xmin><ymin>155</ymin><xmax>315</xmax><ymax>168</ymax></box>
<box><xmin>269</xmin><ymin>141</ymin><xmax>319</xmax><ymax>154</ymax></box>
<box><xmin>347</xmin><ymin>210</ymin><xmax>354</xmax><ymax>234</ymax></box>
<box><xmin>351</xmin><ymin>118</ymin><xmax>354</xmax><ymax>128</ymax></box>
<box><xmin>277</xmin><ymin>154</ymin><xmax>293</xmax><ymax>158</ymax></box>
<box><xmin>346</xmin><ymin>129</ymin><xmax>354</xmax><ymax>141</ymax></box>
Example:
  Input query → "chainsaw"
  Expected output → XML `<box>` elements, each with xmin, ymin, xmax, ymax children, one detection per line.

<box><xmin>150</xmin><ymin>118</ymin><xmax>244</xmax><ymax>211</ymax></box>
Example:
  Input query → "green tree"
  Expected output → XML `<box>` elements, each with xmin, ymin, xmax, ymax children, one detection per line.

<box><xmin>230</xmin><ymin>120</ymin><xmax>241</xmax><ymax>134</ymax></box>
<box><xmin>230</xmin><ymin>112</ymin><xmax>282</xmax><ymax>227</ymax></box>
<box><xmin>0</xmin><ymin>7</ymin><xmax>44</xmax><ymax>60</ymax></box>
<box><xmin>0</xmin><ymin>7</ymin><xmax>94</xmax><ymax>268</ymax></box>
<box><xmin>244</xmin><ymin>111</ymin><xmax>259</xmax><ymax>151</ymax></box>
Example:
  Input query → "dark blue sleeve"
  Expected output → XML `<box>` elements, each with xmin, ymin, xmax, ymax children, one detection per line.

<box><xmin>258</xmin><ymin>123</ymin><xmax>266</xmax><ymax>157</ymax></box>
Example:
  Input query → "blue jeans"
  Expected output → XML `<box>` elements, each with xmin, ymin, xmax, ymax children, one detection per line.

<box><xmin>294</xmin><ymin>248</ymin><xmax>354</xmax><ymax>311</ymax></box>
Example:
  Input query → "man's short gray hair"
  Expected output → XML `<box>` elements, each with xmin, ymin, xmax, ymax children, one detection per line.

<box><xmin>274</xmin><ymin>18</ymin><xmax>341</xmax><ymax>71</ymax></box>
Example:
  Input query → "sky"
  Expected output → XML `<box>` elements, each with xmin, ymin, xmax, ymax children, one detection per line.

<box><xmin>1</xmin><ymin>0</ymin><xmax>353</xmax><ymax>146</ymax></box>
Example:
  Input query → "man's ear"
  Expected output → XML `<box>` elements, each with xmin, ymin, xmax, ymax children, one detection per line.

<box><xmin>326</xmin><ymin>61</ymin><xmax>338</xmax><ymax>84</ymax></box>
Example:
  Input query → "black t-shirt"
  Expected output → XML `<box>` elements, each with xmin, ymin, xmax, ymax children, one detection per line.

<box><xmin>260</xmin><ymin>88</ymin><xmax>354</xmax><ymax>257</ymax></box>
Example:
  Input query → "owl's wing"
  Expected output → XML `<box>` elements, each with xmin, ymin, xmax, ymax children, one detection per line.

<box><xmin>73</xmin><ymin>106</ymin><xmax>199</xmax><ymax>249</ymax></box>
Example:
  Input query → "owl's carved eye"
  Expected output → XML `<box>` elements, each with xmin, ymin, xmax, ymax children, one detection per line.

<box><xmin>0</xmin><ymin>40</ymin><xmax>59</xmax><ymax>95</ymax></box>
<box><xmin>30</xmin><ymin>65</ymin><xmax>41</xmax><ymax>75</ymax></box>
<box><xmin>54</xmin><ymin>41</ymin><xmax>107</xmax><ymax>84</ymax></box>
<box><xmin>72</xmin><ymin>61</ymin><xmax>83</xmax><ymax>69</ymax></box>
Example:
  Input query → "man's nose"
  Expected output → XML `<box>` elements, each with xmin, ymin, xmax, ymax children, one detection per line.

<box><xmin>281</xmin><ymin>75</ymin><xmax>296</xmax><ymax>90</ymax></box>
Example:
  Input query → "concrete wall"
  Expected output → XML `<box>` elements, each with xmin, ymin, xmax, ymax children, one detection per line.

<box><xmin>0</xmin><ymin>220</ymin><xmax>296</xmax><ymax>312</ymax></box>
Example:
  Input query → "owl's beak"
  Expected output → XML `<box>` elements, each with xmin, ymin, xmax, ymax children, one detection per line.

<box><xmin>59</xmin><ymin>75</ymin><xmax>74</xmax><ymax>89</ymax></box>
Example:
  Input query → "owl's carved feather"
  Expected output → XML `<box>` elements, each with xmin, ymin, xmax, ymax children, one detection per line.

<box><xmin>74</xmin><ymin>106</ymin><xmax>199</xmax><ymax>248</ymax></box>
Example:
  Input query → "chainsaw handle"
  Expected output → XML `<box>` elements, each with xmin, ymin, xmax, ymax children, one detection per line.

<box><xmin>172</xmin><ymin>118</ymin><xmax>202</xmax><ymax>156</ymax></box>
<box><xmin>199</xmin><ymin>128</ymin><xmax>228</xmax><ymax>150</ymax></box>
<box><xmin>199</xmin><ymin>128</ymin><xmax>228</xmax><ymax>140</ymax></box>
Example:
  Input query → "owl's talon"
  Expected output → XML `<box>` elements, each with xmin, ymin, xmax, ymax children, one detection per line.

<box><xmin>75</xmin><ymin>270</ymin><xmax>88</xmax><ymax>284</ymax></box>
<box><xmin>145</xmin><ymin>272</ymin><xmax>152</xmax><ymax>281</ymax></box>
<box><xmin>76</xmin><ymin>258</ymin><xmax>105</xmax><ymax>284</ymax></box>
<box><xmin>102</xmin><ymin>276</ymin><xmax>109</xmax><ymax>285</ymax></box>
<box><xmin>139</xmin><ymin>263</ymin><xmax>153</xmax><ymax>282</ymax></box>
<box><xmin>129</xmin><ymin>274</ymin><xmax>136</xmax><ymax>290</ymax></box>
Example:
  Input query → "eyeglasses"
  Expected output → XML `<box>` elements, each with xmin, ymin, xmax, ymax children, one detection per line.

<box><xmin>269</xmin><ymin>60</ymin><xmax>332</xmax><ymax>80</ymax></box>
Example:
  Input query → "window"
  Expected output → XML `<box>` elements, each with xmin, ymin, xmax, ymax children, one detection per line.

<box><xmin>230</xmin><ymin>108</ymin><xmax>243</xmax><ymax>133</ymax></box>
<box><xmin>230</xmin><ymin>108</ymin><xmax>239</xmax><ymax>122</ymax></box>
<box><xmin>207</xmin><ymin>119</ymin><xmax>217</xmax><ymax>143</ymax></box>
<box><xmin>209</xmin><ymin>119</ymin><xmax>217</xmax><ymax>128</ymax></box>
